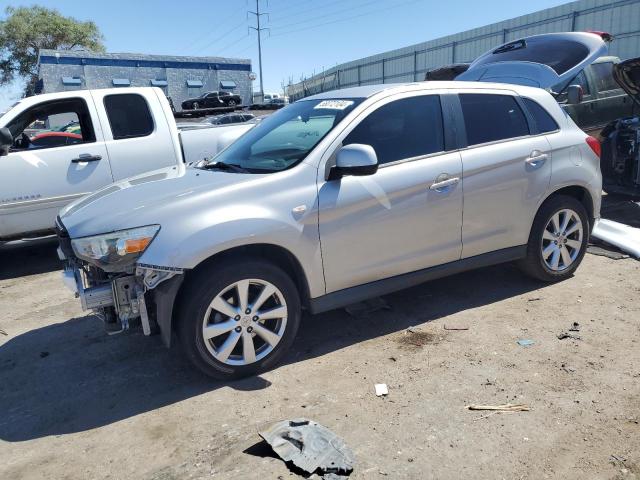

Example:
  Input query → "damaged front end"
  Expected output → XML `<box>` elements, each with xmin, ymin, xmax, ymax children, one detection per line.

<box><xmin>601</xmin><ymin>57</ymin><xmax>640</xmax><ymax>197</ymax></box>
<box><xmin>56</xmin><ymin>218</ymin><xmax>183</xmax><ymax>346</ymax></box>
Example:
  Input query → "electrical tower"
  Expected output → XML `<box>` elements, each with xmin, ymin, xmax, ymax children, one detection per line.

<box><xmin>249</xmin><ymin>0</ymin><xmax>269</xmax><ymax>101</ymax></box>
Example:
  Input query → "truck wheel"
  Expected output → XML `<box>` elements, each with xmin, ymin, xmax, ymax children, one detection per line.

<box><xmin>518</xmin><ymin>195</ymin><xmax>589</xmax><ymax>282</ymax></box>
<box><xmin>177</xmin><ymin>258</ymin><xmax>301</xmax><ymax>379</ymax></box>
<box><xmin>228</xmin><ymin>100</ymin><xmax>237</xmax><ymax>107</ymax></box>
<box><xmin>193</xmin><ymin>102</ymin><xmax>199</xmax><ymax>110</ymax></box>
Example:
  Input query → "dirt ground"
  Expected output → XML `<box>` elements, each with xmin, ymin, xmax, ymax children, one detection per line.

<box><xmin>1</xmin><ymin>202</ymin><xmax>639</xmax><ymax>480</ymax></box>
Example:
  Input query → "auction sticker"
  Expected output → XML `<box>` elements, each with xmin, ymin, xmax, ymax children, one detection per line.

<box><xmin>314</xmin><ymin>100</ymin><xmax>354</xmax><ymax>110</ymax></box>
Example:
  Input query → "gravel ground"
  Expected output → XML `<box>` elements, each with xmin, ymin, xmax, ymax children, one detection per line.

<box><xmin>1</xmin><ymin>214</ymin><xmax>639</xmax><ymax>479</ymax></box>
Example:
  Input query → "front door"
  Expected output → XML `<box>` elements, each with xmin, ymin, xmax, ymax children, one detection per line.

<box><xmin>0</xmin><ymin>96</ymin><xmax>112</xmax><ymax>238</ymax></box>
<box><xmin>318</xmin><ymin>94</ymin><xmax>463</xmax><ymax>293</ymax></box>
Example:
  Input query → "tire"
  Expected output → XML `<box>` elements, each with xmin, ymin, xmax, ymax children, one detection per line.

<box><xmin>177</xmin><ymin>258</ymin><xmax>301</xmax><ymax>379</ymax></box>
<box><xmin>193</xmin><ymin>102</ymin><xmax>199</xmax><ymax>110</ymax></box>
<box><xmin>228</xmin><ymin>100</ymin><xmax>237</xmax><ymax>107</ymax></box>
<box><xmin>518</xmin><ymin>194</ymin><xmax>589</xmax><ymax>282</ymax></box>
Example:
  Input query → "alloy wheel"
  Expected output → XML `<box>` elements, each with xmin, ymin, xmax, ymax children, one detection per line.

<box><xmin>201</xmin><ymin>279</ymin><xmax>288</xmax><ymax>366</ymax></box>
<box><xmin>541</xmin><ymin>208</ymin><xmax>583</xmax><ymax>271</ymax></box>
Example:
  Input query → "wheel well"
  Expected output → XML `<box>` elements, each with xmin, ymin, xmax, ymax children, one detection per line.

<box><xmin>547</xmin><ymin>186</ymin><xmax>595</xmax><ymax>226</ymax></box>
<box><xmin>179</xmin><ymin>243</ymin><xmax>311</xmax><ymax>310</ymax></box>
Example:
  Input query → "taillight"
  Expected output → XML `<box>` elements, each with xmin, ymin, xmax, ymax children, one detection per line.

<box><xmin>586</xmin><ymin>136</ymin><xmax>601</xmax><ymax>158</ymax></box>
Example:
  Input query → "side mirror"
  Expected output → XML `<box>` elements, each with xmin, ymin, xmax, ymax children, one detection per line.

<box><xmin>0</xmin><ymin>127</ymin><xmax>12</xmax><ymax>156</ymax></box>
<box><xmin>567</xmin><ymin>85</ymin><xmax>584</xmax><ymax>105</ymax></box>
<box><xmin>328</xmin><ymin>144</ymin><xmax>378</xmax><ymax>180</ymax></box>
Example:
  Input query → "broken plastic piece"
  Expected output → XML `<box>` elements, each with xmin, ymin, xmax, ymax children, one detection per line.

<box><xmin>374</xmin><ymin>384</ymin><xmax>388</xmax><ymax>396</ymax></box>
<box><xmin>517</xmin><ymin>339</ymin><xmax>535</xmax><ymax>347</ymax></box>
<box><xmin>259</xmin><ymin>418</ymin><xmax>355</xmax><ymax>479</ymax></box>
<box><xmin>591</xmin><ymin>219</ymin><xmax>640</xmax><ymax>258</ymax></box>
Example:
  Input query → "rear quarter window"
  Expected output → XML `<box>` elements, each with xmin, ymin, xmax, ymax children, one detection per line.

<box><xmin>522</xmin><ymin>98</ymin><xmax>559</xmax><ymax>133</ymax></box>
<box><xmin>104</xmin><ymin>93</ymin><xmax>154</xmax><ymax>140</ymax></box>
<box><xmin>459</xmin><ymin>94</ymin><xmax>529</xmax><ymax>146</ymax></box>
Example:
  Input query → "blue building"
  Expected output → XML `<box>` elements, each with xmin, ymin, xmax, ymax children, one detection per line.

<box><xmin>37</xmin><ymin>50</ymin><xmax>253</xmax><ymax>109</ymax></box>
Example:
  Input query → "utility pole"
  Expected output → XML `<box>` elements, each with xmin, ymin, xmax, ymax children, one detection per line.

<box><xmin>249</xmin><ymin>0</ymin><xmax>268</xmax><ymax>102</ymax></box>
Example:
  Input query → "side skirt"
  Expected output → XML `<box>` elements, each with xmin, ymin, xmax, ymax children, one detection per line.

<box><xmin>308</xmin><ymin>245</ymin><xmax>527</xmax><ymax>314</ymax></box>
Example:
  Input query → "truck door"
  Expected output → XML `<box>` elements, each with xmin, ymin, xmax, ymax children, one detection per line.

<box><xmin>589</xmin><ymin>60</ymin><xmax>635</xmax><ymax>133</ymax></box>
<box><xmin>0</xmin><ymin>95</ymin><xmax>112</xmax><ymax>238</ymax></box>
<box><xmin>90</xmin><ymin>89</ymin><xmax>179</xmax><ymax>181</ymax></box>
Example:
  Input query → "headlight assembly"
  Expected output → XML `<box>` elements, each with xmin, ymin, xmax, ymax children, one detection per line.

<box><xmin>71</xmin><ymin>225</ymin><xmax>160</xmax><ymax>271</ymax></box>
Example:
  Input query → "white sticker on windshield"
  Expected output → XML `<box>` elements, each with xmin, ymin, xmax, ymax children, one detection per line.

<box><xmin>314</xmin><ymin>100</ymin><xmax>354</xmax><ymax>110</ymax></box>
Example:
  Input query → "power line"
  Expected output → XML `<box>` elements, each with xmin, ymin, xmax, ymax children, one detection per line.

<box><xmin>181</xmin><ymin>4</ymin><xmax>247</xmax><ymax>53</ymax></box>
<box><xmin>270</xmin><ymin>0</ymin><xmax>423</xmax><ymax>38</ymax></box>
<box><xmin>268</xmin><ymin>0</ymin><xmax>346</xmax><ymax>24</ymax></box>
<box><xmin>195</xmin><ymin>18</ymin><xmax>248</xmax><ymax>55</ymax></box>
<box><xmin>270</xmin><ymin>0</ymin><xmax>384</xmax><ymax>30</ymax></box>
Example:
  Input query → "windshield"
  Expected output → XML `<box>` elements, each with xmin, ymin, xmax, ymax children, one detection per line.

<box><xmin>207</xmin><ymin>98</ymin><xmax>363</xmax><ymax>173</ymax></box>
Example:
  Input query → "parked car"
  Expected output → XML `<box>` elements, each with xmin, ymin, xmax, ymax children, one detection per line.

<box><xmin>202</xmin><ymin>113</ymin><xmax>256</xmax><ymax>125</ymax></box>
<box><xmin>57</xmin><ymin>34</ymin><xmax>602</xmax><ymax>379</ymax></box>
<box><xmin>0</xmin><ymin>87</ymin><xmax>253</xmax><ymax>241</ymax></box>
<box><xmin>181</xmin><ymin>91</ymin><xmax>242</xmax><ymax>110</ymax></box>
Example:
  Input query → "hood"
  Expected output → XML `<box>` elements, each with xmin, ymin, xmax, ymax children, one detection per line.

<box><xmin>456</xmin><ymin>32</ymin><xmax>607</xmax><ymax>90</ymax></box>
<box><xmin>59</xmin><ymin>165</ymin><xmax>266</xmax><ymax>238</ymax></box>
<box><xmin>613</xmin><ymin>57</ymin><xmax>640</xmax><ymax>107</ymax></box>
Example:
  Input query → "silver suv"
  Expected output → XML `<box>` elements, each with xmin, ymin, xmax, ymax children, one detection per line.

<box><xmin>58</xmin><ymin>80</ymin><xmax>602</xmax><ymax>379</ymax></box>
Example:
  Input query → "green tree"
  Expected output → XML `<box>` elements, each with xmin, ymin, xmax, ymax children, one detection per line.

<box><xmin>0</xmin><ymin>5</ymin><xmax>105</xmax><ymax>95</ymax></box>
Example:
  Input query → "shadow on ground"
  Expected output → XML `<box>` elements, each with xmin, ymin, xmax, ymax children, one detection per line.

<box><xmin>0</xmin><ymin>260</ymin><xmax>543</xmax><ymax>442</ymax></box>
<box><xmin>601</xmin><ymin>194</ymin><xmax>640</xmax><ymax>228</ymax></box>
<box><xmin>0</xmin><ymin>237</ymin><xmax>61</xmax><ymax>280</ymax></box>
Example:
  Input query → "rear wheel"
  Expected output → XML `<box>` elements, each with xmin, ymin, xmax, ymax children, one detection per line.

<box><xmin>518</xmin><ymin>195</ymin><xmax>589</xmax><ymax>282</ymax></box>
<box><xmin>193</xmin><ymin>102</ymin><xmax>200</xmax><ymax>110</ymax></box>
<box><xmin>228</xmin><ymin>99</ymin><xmax>237</xmax><ymax>107</ymax></box>
<box><xmin>177</xmin><ymin>259</ymin><xmax>301</xmax><ymax>379</ymax></box>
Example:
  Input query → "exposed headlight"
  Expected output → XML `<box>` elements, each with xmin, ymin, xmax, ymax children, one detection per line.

<box><xmin>71</xmin><ymin>225</ymin><xmax>160</xmax><ymax>271</ymax></box>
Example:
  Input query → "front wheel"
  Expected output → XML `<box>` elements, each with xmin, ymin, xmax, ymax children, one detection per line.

<box><xmin>228</xmin><ymin>99</ymin><xmax>237</xmax><ymax>107</ymax></box>
<box><xmin>193</xmin><ymin>102</ymin><xmax>200</xmax><ymax>110</ymax></box>
<box><xmin>518</xmin><ymin>195</ymin><xmax>589</xmax><ymax>282</ymax></box>
<box><xmin>177</xmin><ymin>259</ymin><xmax>301</xmax><ymax>379</ymax></box>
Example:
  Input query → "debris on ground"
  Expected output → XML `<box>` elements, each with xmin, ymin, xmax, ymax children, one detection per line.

<box><xmin>557</xmin><ymin>332</ymin><xmax>581</xmax><ymax>341</ymax></box>
<box><xmin>259</xmin><ymin>419</ymin><xmax>355</xmax><ymax>479</ymax></box>
<box><xmin>466</xmin><ymin>403</ymin><xmax>530</xmax><ymax>412</ymax></box>
<box><xmin>587</xmin><ymin>244</ymin><xmax>629</xmax><ymax>260</ymax></box>
<box><xmin>591</xmin><ymin>219</ymin><xmax>640</xmax><ymax>258</ymax></box>
<box><xmin>561</xmin><ymin>363</ymin><xmax>576</xmax><ymax>373</ymax></box>
<box><xmin>527</xmin><ymin>297</ymin><xmax>542</xmax><ymax>302</ymax></box>
<box><xmin>39</xmin><ymin>351</ymin><xmax>49</xmax><ymax>358</ymax></box>
<box><xmin>344</xmin><ymin>298</ymin><xmax>390</xmax><ymax>318</ymax></box>
<box><xmin>374</xmin><ymin>384</ymin><xmax>389</xmax><ymax>397</ymax></box>
<box><xmin>443</xmin><ymin>324</ymin><xmax>469</xmax><ymax>331</ymax></box>
<box><xmin>569</xmin><ymin>322</ymin><xmax>580</xmax><ymax>332</ymax></box>
<box><xmin>0</xmin><ymin>328</ymin><xmax>7</xmax><ymax>336</ymax></box>
<box><xmin>517</xmin><ymin>339</ymin><xmax>535</xmax><ymax>347</ymax></box>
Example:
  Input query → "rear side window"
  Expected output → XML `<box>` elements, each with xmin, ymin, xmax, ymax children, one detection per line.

<box><xmin>522</xmin><ymin>98</ymin><xmax>559</xmax><ymax>133</ymax></box>
<box><xmin>459</xmin><ymin>94</ymin><xmax>529</xmax><ymax>146</ymax></box>
<box><xmin>344</xmin><ymin>95</ymin><xmax>444</xmax><ymax>165</ymax></box>
<box><xmin>590</xmin><ymin>62</ymin><xmax>620</xmax><ymax>92</ymax></box>
<box><xmin>104</xmin><ymin>94</ymin><xmax>154</xmax><ymax>140</ymax></box>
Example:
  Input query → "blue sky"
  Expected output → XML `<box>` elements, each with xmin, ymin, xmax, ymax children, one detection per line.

<box><xmin>1</xmin><ymin>0</ymin><xmax>568</xmax><ymax>109</ymax></box>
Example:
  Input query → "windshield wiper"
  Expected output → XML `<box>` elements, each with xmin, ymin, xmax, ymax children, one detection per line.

<box><xmin>199</xmin><ymin>161</ymin><xmax>249</xmax><ymax>173</ymax></box>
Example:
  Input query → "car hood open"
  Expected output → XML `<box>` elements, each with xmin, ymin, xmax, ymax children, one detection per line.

<box><xmin>456</xmin><ymin>32</ymin><xmax>608</xmax><ymax>90</ymax></box>
<box><xmin>613</xmin><ymin>57</ymin><xmax>640</xmax><ymax>107</ymax></box>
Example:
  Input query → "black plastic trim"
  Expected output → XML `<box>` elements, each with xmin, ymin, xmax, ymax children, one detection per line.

<box><xmin>152</xmin><ymin>275</ymin><xmax>184</xmax><ymax>347</ymax></box>
<box><xmin>308</xmin><ymin>245</ymin><xmax>526</xmax><ymax>314</ymax></box>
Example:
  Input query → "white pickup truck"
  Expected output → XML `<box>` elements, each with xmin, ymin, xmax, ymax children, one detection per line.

<box><xmin>0</xmin><ymin>87</ymin><xmax>253</xmax><ymax>241</ymax></box>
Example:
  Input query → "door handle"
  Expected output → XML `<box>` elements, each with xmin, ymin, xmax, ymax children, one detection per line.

<box><xmin>429</xmin><ymin>176</ymin><xmax>460</xmax><ymax>191</ymax></box>
<box><xmin>525</xmin><ymin>151</ymin><xmax>548</xmax><ymax>166</ymax></box>
<box><xmin>71</xmin><ymin>154</ymin><xmax>102</xmax><ymax>163</ymax></box>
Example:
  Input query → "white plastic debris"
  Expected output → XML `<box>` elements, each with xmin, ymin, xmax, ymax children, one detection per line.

<box><xmin>592</xmin><ymin>219</ymin><xmax>640</xmax><ymax>258</ymax></box>
<box><xmin>374</xmin><ymin>384</ymin><xmax>388</xmax><ymax>396</ymax></box>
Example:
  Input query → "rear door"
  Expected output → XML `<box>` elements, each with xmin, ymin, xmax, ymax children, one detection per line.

<box><xmin>456</xmin><ymin>32</ymin><xmax>607</xmax><ymax>91</ymax></box>
<box><xmin>455</xmin><ymin>91</ymin><xmax>551</xmax><ymax>258</ymax></box>
<box><xmin>0</xmin><ymin>95</ymin><xmax>112</xmax><ymax>237</ymax></box>
<box><xmin>91</xmin><ymin>89</ymin><xmax>179</xmax><ymax>181</ymax></box>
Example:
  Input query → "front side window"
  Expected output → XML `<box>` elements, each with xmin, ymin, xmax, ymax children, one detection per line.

<box><xmin>104</xmin><ymin>94</ymin><xmax>154</xmax><ymax>140</ymax></box>
<box><xmin>6</xmin><ymin>98</ymin><xmax>95</xmax><ymax>151</ymax></box>
<box><xmin>590</xmin><ymin>62</ymin><xmax>620</xmax><ymax>92</ymax></box>
<box><xmin>344</xmin><ymin>95</ymin><xmax>444</xmax><ymax>165</ymax></box>
<box><xmin>522</xmin><ymin>98</ymin><xmax>559</xmax><ymax>133</ymax></box>
<box><xmin>208</xmin><ymin>98</ymin><xmax>363</xmax><ymax>173</ymax></box>
<box><xmin>459</xmin><ymin>94</ymin><xmax>529</xmax><ymax>146</ymax></box>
